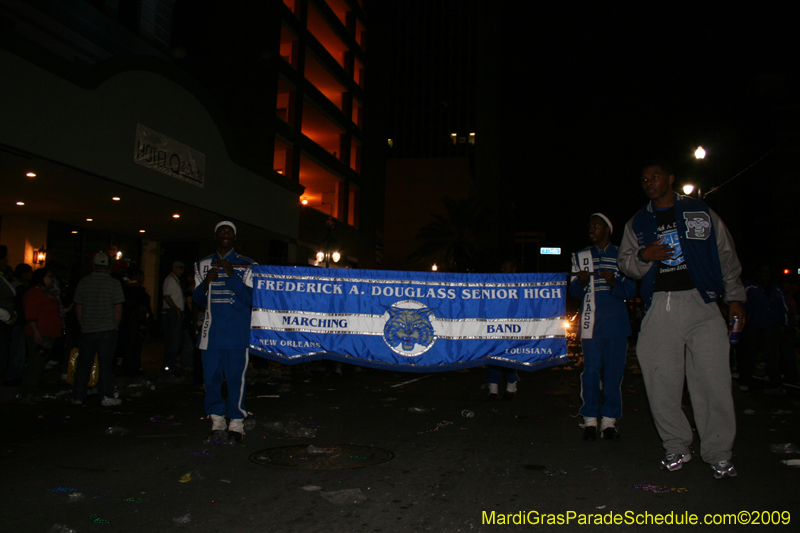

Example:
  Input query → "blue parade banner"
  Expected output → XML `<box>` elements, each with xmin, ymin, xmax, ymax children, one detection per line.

<box><xmin>249</xmin><ymin>266</ymin><xmax>568</xmax><ymax>373</ymax></box>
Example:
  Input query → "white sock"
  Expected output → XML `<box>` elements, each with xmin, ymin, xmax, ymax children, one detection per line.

<box><xmin>210</xmin><ymin>414</ymin><xmax>227</xmax><ymax>431</ymax></box>
<box><xmin>600</xmin><ymin>417</ymin><xmax>616</xmax><ymax>431</ymax></box>
<box><xmin>506</xmin><ymin>382</ymin><xmax>517</xmax><ymax>393</ymax></box>
<box><xmin>488</xmin><ymin>383</ymin><xmax>499</xmax><ymax>394</ymax></box>
<box><xmin>228</xmin><ymin>418</ymin><xmax>245</xmax><ymax>435</ymax></box>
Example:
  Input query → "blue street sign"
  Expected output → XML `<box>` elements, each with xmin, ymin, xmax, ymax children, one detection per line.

<box><xmin>540</xmin><ymin>247</ymin><xmax>561</xmax><ymax>255</ymax></box>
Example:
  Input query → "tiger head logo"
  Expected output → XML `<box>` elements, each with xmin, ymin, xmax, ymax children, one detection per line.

<box><xmin>383</xmin><ymin>300</ymin><xmax>437</xmax><ymax>356</ymax></box>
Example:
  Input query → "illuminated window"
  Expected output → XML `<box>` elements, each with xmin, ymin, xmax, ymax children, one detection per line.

<box><xmin>355</xmin><ymin>18</ymin><xmax>366</xmax><ymax>50</ymax></box>
<box><xmin>469</xmin><ymin>132</ymin><xmax>476</xmax><ymax>145</ymax></box>
<box><xmin>450</xmin><ymin>133</ymin><xmax>457</xmax><ymax>145</ymax></box>
<box><xmin>307</xmin><ymin>2</ymin><xmax>348</xmax><ymax>69</ymax></box>
<box><xmin>299</xmin><ymin>154</ymin><xmax>344</xmax><ymax>220</ymax></box>
<box><xmin>350</xmin><ymin>138</ymin><xmax>362</xmax><ymax>174</ymax></box>
<box><xmin>305</xmin><ymin>51</ymin><xmax>346</xmax><ymax>112</ymax></box>
<box><xmin>274</xmin><ymin>137</ymin><xmax>293</xmax><ymax>178</ymax></box>
<box><xmin>301</xmin><ymin>97</ymin><xmax>346</xmax><ymax>157</ymax></box>
<box><xmin>280</xmin><ymin>24</ymin><xmax>299</xmax><ymax>68</ymax></box>
<box><xmin>353</xmin><ymin>56</ymin><xmax>365</xmax><ymax>88</ymax></box>
<box><xmin>387</xmin><ymin>138</ymin><xmax>394</xmax><ymax>148</ymax></box>
<box><xmin>352</xmin><ymin>98</ymin><xmax>363</xmax><ymax>128</ymax></box>
<box><xmin>276</xmin><ymin>77</ymin><xmax>296</xmax><ymax>125</ymax></box>
<box><xmin>326</xmin><ymin>0</ymin><xmax>349</xmax><ymax>26</ymax></box>
<box><xmin>348</xmin><ymin>184</ymin><xmax>360</xmax><ymax>227</ymax></box>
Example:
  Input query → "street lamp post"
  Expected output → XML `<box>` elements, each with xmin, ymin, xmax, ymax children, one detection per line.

<box><xmin>687</xmin><ymin>146</ymin><xmax>707</xmax><ymax>199</ymax></box>
<box><xmin>316</xmin><ymin>217</ymin><xmax>341</xmax><ymax>268</ymax></box>
<box><xmin>695</xmin><ymin>146</ymin><xmax>706</xmax><ymax>160</ymax></box>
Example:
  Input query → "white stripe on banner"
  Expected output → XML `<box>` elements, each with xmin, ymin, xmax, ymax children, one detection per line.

<box><xmin>252</xmin><ymin>308</ymin><xmax>564</xmax><ymax>340</ymax></box>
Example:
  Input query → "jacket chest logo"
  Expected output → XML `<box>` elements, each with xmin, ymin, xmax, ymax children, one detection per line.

<box><xmin>683</xmin><ymin>212</ymin><xmax>712</xmax><ymax>240</ymax></box>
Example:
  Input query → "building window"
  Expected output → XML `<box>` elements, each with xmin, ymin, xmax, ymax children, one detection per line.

<box><xmin>307</xmin><ymin>2</ymin><xmax>348</xmax><ymax>70</ymax></box>
<box><xmin>304</xmin><ymin>50</ymin><xmax>347</xmax><ymax>112</ymax></box>
<box><xmin>350</xmin><ymin>138</ymin><xmax>361</xmax><ymax>174</ymax></box>
<box><xmin>276</xmin><ymin>78</ymin><xmax>296</xmax><ymax>125</ymax></box>
<box><xmin>299</xmin><ymin>154</ymin><xmax>344</xmax><ymax>220</ymax></box>
<box><xmin>469</xmin><ymin>132</ymin><xmax>476</xmax><ymax>145</ymax></box>
<box><xmin>280</xmin><ymin>24</ymin><xmax>299</xmax><ymax>68</ymax></box>
<box><xmin>348</xmin><ymin>184</ymin><xmax>360</xmax><ymax>228</ymax></box>
<box><xmin>273</xmin><ymin>137</ymin><xmax>293</xmax><ymax>178</ymax></box>
<box><xmin>352</xmin><ymin>98</ymin><xmax>363</xmax><ymax>128</ymax></box>
<box><xmin>282</xmin><ymin>0</ymin><xmax>297</xmax><ymax>15</ymax></box>
<box><xmin>301</xmin><ymin>97</ymin><xmax>346</xmax><ymax>158</ymax></box>
<box><xmin>326</xmin><ymin>0</ymin><xmax>349</xmax><ymax>26</ymax></box>
<box><xmin>353</xmin><ymin>56</ymin><xmax>365</xmax><ymax>88</ymax></box>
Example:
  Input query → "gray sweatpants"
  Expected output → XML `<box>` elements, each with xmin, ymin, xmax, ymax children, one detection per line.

<box><xmin>637</xmin><ymin>290</ymin><xmax>736</xmax><ymax>464</ymax></box>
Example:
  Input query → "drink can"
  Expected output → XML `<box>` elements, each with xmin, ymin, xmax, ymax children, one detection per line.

<box><xmin>729</xmin><ymin>316</ymin><xmax>741</xmax><ymax>344</ymax></box>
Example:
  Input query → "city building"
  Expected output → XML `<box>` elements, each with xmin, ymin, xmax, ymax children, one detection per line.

<box><xmin>0</xmin><ymin>0</ymin><xmax>379</xmax><ymax>300</ymax></box>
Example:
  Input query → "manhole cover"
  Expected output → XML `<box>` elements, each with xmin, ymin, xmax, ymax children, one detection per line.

<box><xmin>249</xmin><ymin>444</ymin><xmax>395</xmax><ymax>470</ymax></box>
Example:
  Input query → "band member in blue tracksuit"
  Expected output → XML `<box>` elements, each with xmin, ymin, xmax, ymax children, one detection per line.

<box><xmin>193</xmin><ymin>221</ymin><xmax>256</xmax><ymax>443</ymax></box>
<box><xmin>570</xmin><ymin>213</ymin><xmax>636</xmax><ymax>441</ymax></box>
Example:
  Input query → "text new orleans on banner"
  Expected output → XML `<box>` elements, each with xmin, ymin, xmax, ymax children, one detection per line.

<box><xmin>249</xmin><ymin>266</ymin><xmax>568</xmax><ymax>372</ymax></box>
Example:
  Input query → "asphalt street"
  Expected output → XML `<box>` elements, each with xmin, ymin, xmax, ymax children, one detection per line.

<box><xmin>2</xmin><ymin>341</ymin><xmax>799</xmax><ymax>533</ymax></box>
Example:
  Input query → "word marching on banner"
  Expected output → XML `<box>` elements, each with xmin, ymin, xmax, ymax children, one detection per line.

<box><xmin>249</xmin><ymin>266</ymin><xmax>568</xmax><ymax>373</ymax></box>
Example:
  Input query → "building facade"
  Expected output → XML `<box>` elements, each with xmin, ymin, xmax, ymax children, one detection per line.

<box><xmin>0</xmin><ymin>0</ymin><xmax>379</xmax><ymax>299</ymax></box>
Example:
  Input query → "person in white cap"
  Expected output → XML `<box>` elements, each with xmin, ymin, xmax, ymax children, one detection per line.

<box><xmin>193</xmin><ymin>221</ymin><xmax>256</xmax><ymax>444</ymax></box>
<box><xmin>72</xmin><ymin>251</ymin><xmax>125</xmax><ymax>406</ymax></box>
<box><xmin>570</xmin><ymin>213</ymin><xmax>636</xmax><ymax>441</ymax></box>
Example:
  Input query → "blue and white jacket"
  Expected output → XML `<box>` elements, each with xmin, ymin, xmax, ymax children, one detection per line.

<box><xmin>618</xmin><ymin>193</ymin><xmax>745</xmax><ymax>312</ymax></box>
<box><xmin>569</xmin><ymin>244</ymin><xmax>636</xmax><ymax>338</ymax></box>
<box><xmin>193</xmin><ymin>249</ymin><xmax>256</xmax><ymax>350</ymax></box>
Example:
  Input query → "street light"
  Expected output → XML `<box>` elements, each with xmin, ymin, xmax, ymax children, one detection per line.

<box><xmin>683</xmin><ymin>185</ymin><xmax>695</xmax><ymax>195</ymax></box>
<box><xmin>695</xmin><ymin>146</ymin><xmax>706</xmax><ymax>159</ymax></box>
<box><xmin>316</xmin><ymin>217</ymin><xmax>341</xmax><ymax>268</ymax></box>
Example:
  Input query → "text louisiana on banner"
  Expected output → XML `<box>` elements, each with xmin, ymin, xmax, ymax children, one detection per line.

<box><xmin>249</xmin><ymin>266</ymin><xmax>568</xmax><ymax>372</ymax></box>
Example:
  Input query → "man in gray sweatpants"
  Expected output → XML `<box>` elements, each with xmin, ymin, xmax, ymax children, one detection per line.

<box><xmin>618</xmin><ymin>162</ymin><xmax>746</xmax><ymax>479</ymax></box>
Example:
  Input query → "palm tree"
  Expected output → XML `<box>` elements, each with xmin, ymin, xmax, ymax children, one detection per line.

<box><xmin>410</xmin><ymin>196</ymin><xmax>496</xmax><ymax>272</ymax></box>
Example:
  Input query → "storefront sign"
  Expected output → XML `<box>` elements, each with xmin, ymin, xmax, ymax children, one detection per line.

<box><xmin>134</xmin><ymin>124</ymin><xmax>205</xmax><ymax>187</ymax></box>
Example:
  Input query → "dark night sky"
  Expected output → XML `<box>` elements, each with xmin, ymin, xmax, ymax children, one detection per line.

<box><xmin>489</xmin><ymin>6</ymin><xmax>799</xmax><ymax>272</ymax></box>
<box><xmin>371</xmin><ymin>4</ymin><xmax>799</xmax><ymax>273</ymax></box>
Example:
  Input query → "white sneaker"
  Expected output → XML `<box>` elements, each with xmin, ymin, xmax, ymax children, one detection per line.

<box><xmin>101</xmin><ymin>396</ymin><xmax>121</xmax><ymax>407</ymax></box>
<box><xmin>711</xmin><ymin>460</ymin><xmax>738</xmax><ymax>479</ymax></box>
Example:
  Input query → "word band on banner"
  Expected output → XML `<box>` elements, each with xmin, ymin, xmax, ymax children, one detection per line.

<box><xmin>249</xmin><ymin>266</ymin><xmax>568</xmax><ymax>373</ymax></box>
